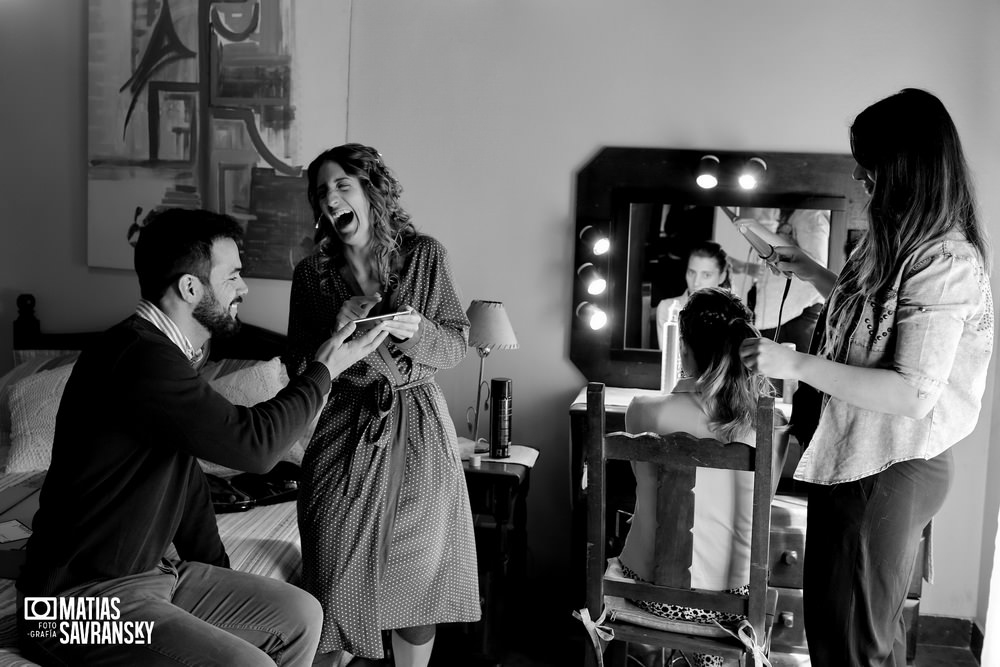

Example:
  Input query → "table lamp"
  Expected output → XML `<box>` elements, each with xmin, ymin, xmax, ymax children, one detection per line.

<box><xmin>466</xmin><ymin>300</ymin><xmax>519</xmax><ymax>448</ymax></box>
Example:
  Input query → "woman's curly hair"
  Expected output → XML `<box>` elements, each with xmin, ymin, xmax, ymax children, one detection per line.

<box><xmin>678</xmin><ymin>287</ymin><xmax>772</xmax><ymax>441</ymax></box>
<box><xmin>306</xmin><ymin>143</ymin><xmax>417</xmax><ymax>291</ymax></box>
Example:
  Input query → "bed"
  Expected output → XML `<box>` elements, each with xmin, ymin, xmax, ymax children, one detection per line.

<box><xmin>0</xmin><ymin>294</ymin><xmax>304</xmax><ymax>665</ymax></box>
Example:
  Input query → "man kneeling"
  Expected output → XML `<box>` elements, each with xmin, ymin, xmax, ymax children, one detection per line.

<box><xmin>17</xmin><ymin>209</ymin><xmax>387</xmax><ymax>666</ymax></box>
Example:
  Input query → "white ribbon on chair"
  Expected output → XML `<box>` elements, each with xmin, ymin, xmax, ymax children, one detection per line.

<box><xmin>572</xmin><ymin>607</ymin><xmax>615</xmax><ymax>667</ymax></box>
<box><xmin>712</xmin><ymin>619</ymin><xmax>772</xmax><ymax>667</ymax></box>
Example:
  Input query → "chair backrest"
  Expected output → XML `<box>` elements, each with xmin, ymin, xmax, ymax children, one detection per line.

<box><xmin>583</xmin><ymin>381</ymin><xmax>775</xmax><ymax>641</ymax></box>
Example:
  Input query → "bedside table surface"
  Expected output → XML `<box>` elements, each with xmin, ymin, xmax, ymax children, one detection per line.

<box><xmin>463</xmin><ymin>459</ymin><xmax>529</xmax><ymax>483</ymax></box>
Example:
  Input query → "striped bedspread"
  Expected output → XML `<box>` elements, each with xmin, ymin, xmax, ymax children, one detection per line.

<box><xmin>0</xmin><ymin>472</ymin><xmax>302</xmax><ymax>666</ymax></box>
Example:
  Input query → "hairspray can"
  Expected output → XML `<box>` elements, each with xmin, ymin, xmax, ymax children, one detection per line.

<box><xmin>490</xmin><ymin>377</ymin><xmax>512</xmax><ymax>458</ymax></box>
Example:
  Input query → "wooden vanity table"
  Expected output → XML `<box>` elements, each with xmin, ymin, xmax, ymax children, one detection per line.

<box><xmin>567</xmin><ymin>386</ymin><xmax>924</xmax><ymax>665</ymax></box>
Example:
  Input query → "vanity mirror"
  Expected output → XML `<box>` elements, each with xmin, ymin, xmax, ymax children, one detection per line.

<box><xmin>570</xmin><ymin>147</ymin><xmax>870</xmax><ymax>389</ymax></box>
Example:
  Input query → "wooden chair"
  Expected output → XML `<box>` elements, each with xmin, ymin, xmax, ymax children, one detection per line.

<box><xmin>578</xmin><ymin>382</ymin><xmax>779</xmax><ymax>666</ymax></box>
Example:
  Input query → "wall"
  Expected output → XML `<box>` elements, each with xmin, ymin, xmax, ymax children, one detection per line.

<box><xmin>344</xmin><ymin>0</ymin><xmax>1000</xmax><ymax>624</ymax></box>
<box><xmin>1</xmin><ymin>0</ymin><xmax>998</xmax><ymax>629</ymax></box>
<box><xmin>979</xmin><ymin>0</ymin><xmax>1000</xmax><ymax>659</ymax></box>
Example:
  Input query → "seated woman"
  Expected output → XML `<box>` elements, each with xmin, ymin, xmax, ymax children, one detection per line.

<box><xmin>622</xmin><ymin>287</ymin><xmax>785</xmax><ymax>667</ymax></box>
<box><xmin>655</xmin><ymin>241</ymin><xmax>732</xmax><ymax>349</ymax></box>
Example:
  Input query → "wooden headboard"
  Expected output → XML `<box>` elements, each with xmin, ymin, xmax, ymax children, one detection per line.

<box><xmin>13</xmin><ymin>293</ymin><xmax>288</xmax><ymax>362</ymax></box>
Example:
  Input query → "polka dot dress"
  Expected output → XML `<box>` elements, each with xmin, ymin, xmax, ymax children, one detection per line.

<box><xmin>287</xmin><ymin>235</ymin><xmax>480</xmax><ymax>658</ymax></box>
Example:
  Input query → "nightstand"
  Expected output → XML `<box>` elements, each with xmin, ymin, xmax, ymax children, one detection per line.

<box><xmin>434</xmin><ymin>449</ymin><xmax>537</xmax><ymax>666</ymax></box>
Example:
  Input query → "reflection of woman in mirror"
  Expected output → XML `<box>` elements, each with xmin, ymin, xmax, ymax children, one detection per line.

<box><xmin>287</xmin><ymin>144</ymin><xmax>480</xmax><ymax>666</ymax></box>
<box><xmin>654</xmin><ymin>240</ymin><xmax>731</xmax><ymax>348</ymax></box>
<box><xmin>731</xmin><ymin>207</ymin><xmax>830</xmax><ymax>354</ymax></box>
<box><xmin>624</xmin><ymin>288</ymin><xmax>786</xmax><ymax>667</ymax></box>
<box><xmin>740</xmin><ymin>88</ymin><xmax>993</xmax><ymax>667</ymax></box>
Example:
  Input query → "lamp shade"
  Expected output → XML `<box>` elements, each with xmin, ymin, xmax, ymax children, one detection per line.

<box><xmin>467</xmin><ymin>300</ymin><xmax>519</xmax><ymax>351</ymax></box>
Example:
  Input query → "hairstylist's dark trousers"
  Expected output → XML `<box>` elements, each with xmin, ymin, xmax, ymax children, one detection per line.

<box><xmin>18</xmin><ymin>559</ymin><xmax>322</xmax><ymax>667</ymax></box>
<box><xmin>803</xmin><ymin>448</ymin><xmax>952</xmax><ymax>667</ymax></box>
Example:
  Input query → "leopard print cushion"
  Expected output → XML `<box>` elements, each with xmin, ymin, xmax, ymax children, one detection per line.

<box><xmin>621</xmin><ymin>562</ymin><xmax>749</xmax><ymax>667</ymax></box>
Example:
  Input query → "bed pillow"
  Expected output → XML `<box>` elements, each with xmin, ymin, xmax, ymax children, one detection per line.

<box><xmin>199</xmin><ymin>357</ymin><xmax>306</xmax><ymax>477</ymax></box>
<box><xmin>6</xmin><ymin>363</ymin><xmax>76</xmax><ymax>472</ymax></box>
<box><xmin>3</xmin><ymin>355</ymin><xmax>304</xmax><ymax>476</ymax></box>
<box><xmin>0</xmin><ymin>353</ymin><xmax>80</xmax><ymax>471</ymax></box>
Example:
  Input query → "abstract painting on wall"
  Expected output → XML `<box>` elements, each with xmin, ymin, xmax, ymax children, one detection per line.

<box><xmin>87</xmin><ymin>0</ymin><xmax>349</xmax><ymax>279</ymax></box>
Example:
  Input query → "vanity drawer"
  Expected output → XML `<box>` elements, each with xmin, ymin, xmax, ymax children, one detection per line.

<box><xmin>769</xmin><ymin>494</ymin><xmax>807</xmax><ymax>590</ymax></box>
<box><xmin>768</xmin><ymin>526</ymin><xmax>805</xmax><ymax>588</ymax></box>
<box><xmin>770</xmin><ymin>587</ymin><xmax>806</xmax><ymax>652</ymax></box>
<box><xmin>769</xmin><ymin>588</ymin><xmax>920</xmax><ymax>659</ymax></box>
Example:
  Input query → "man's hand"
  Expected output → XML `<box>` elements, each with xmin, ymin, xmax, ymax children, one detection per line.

<box><xmin>313</xmin><ymin>321</ymin><xmax>388</xmax><ymax>378</ymax></box>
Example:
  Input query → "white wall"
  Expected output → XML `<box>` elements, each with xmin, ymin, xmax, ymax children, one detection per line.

<box><xmin>1</xmin><ymin>0</ymin><xmax>998</xmax><ymax>628</ymax></box>
<box><xmin>979</xmin><ymin>0</ymin><xmax>1000</xmax><ymax>659</ymax></box>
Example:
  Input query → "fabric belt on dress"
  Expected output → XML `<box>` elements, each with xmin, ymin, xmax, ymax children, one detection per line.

<box><xmin>338</xmin><ymin>374</ymin><xmax>435</xmax><ymax>498</ymax></box>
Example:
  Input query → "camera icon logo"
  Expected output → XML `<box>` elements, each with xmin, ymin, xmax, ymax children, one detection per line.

<box><xmin>24</xmin><ymin>597</ymin><xmax>58</xmax><ymax>621</ymax></box>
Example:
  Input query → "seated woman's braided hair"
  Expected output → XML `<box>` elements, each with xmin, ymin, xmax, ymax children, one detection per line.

<box><xmin>678</xmin><ymin>287</ymin><xmax>774</xmax><ymax>441</ymax></box>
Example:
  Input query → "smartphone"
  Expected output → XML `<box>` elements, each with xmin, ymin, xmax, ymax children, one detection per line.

<box><xmin>351</xmin><ymin>310</ymin><xmax>408</xmax><ymax>326</ymax></box>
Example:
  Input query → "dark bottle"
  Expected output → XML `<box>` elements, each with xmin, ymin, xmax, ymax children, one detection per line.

<box><xmin>489</xmin><ymin>377</ymin><xmax>512</xmax><ymax>458</ymax></box>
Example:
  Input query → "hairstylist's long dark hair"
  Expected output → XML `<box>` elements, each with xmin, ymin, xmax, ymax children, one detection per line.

<box><xmin>306</xmin><ymin>143</ymin><xmax>417</xmax><ymax>291</ymax></box>
<box><xmin>846</xmin><ymin>88</ymin><xmax>989</xmax><ymax>295</ymax></box>
<box><xmin>679</xmin><ymin>287</ymin><xmax>771</xmax><ymax>441</ymax></box>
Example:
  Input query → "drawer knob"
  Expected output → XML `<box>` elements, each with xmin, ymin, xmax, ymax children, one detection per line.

<box><xmin>779</xmin><ymin>611</ymin><xmax>795</xmax><ymax>628</ymax></box>
<box><xmin>781</xmin><ymin>550</ymin><xmax>799</xmax><ymax>565</ymax></box>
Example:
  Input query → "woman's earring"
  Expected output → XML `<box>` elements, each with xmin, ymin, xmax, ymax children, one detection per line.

<box><xmin>315</xmin><ymin>216</ymin><xmax>323</xmax><ymax>230</ymax></box>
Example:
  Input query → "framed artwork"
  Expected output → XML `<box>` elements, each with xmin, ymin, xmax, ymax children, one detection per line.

<box><xmin>87</xmin><ymin>0</ymin><xmax>349</xmax><ymax>280</ymax></box>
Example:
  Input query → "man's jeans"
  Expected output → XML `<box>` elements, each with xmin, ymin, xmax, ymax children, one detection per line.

<box><xmin>19</xmin><ymin>559</ymin><xmax>322</xmax><ymax>667</ymax></box>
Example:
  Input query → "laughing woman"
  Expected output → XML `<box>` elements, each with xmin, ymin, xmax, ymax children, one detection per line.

<box><xmin>286</xmin><ymin>144</ymin><xmax>479</xmax><ymax>666</ymax></box>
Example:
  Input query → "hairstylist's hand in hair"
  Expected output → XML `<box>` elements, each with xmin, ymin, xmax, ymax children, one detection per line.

<box><xmin>335</xmin><ymin>293</ymin><xmax>383</xmax><ymax>331</ymax></box>
<box><xmin>314</xmin><ymin>321</ymin><xmax>389</xmax><ymax>379</ymax></box>
<box><xmin>769</xmin><ymin>245</ymin><xmax>839</xmax><ymax>298</ymax></box>
<box><xmin>739</xmin><ymin>336</ymin><xmax>803</xmax><ymax>379</ymax></box>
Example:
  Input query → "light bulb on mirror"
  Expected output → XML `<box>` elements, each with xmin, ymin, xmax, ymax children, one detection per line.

<box><xmin>738</xmin><ymin>157</ymin><xmax>767</xmax><ymax>190</ymax></box>
<box><xmin>579</xmin><ymin>225</ymin><xmax>610</xmax><ymax>256</ymax></box>
<box><xmin>576</xmin><ymin>301</ymin><xmax>607</xmax><ymax>330</ymax></box>
<box><xmin>695</xmin><ymin>155</ymin><xmax>719</xmax><ymax>189</ymax></box>
<box><xmin>577</xmin><ymin>263</ymin><xmax>606</xmax><ymax>295</ymax></box>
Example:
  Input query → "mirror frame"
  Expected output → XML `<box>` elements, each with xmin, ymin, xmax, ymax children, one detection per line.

<box><xmin>570</xmin><ymin>146</ymin><xmax>869</xmax><ymax>389</ymax></box>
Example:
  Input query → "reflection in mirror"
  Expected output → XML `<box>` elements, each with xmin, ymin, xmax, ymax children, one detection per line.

<box><xmin>622</xmin><ymin>204</ymin><xmax>836</xmax><ymax>354</ymax></box>
<box><xmin>571</xmin><ymin>147</ymin><xmax>866</xmax><ymax>390</ymax></box>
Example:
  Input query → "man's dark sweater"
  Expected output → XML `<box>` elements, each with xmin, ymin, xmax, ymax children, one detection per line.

<box><xmin>17</xmin><ymin>316</ymin><xmax>330</xmax><ymax>597</ymax></box>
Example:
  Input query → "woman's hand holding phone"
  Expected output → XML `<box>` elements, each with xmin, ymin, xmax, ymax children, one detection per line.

<box><xmin>335</xmin><ymin>293</ymin><xmax>382</xmax><ymax>331</ymax></box>
<box><xmin>381</xmin><ymin>306</ymin><xmax>420</xmax><ymax>341</ymax></box>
